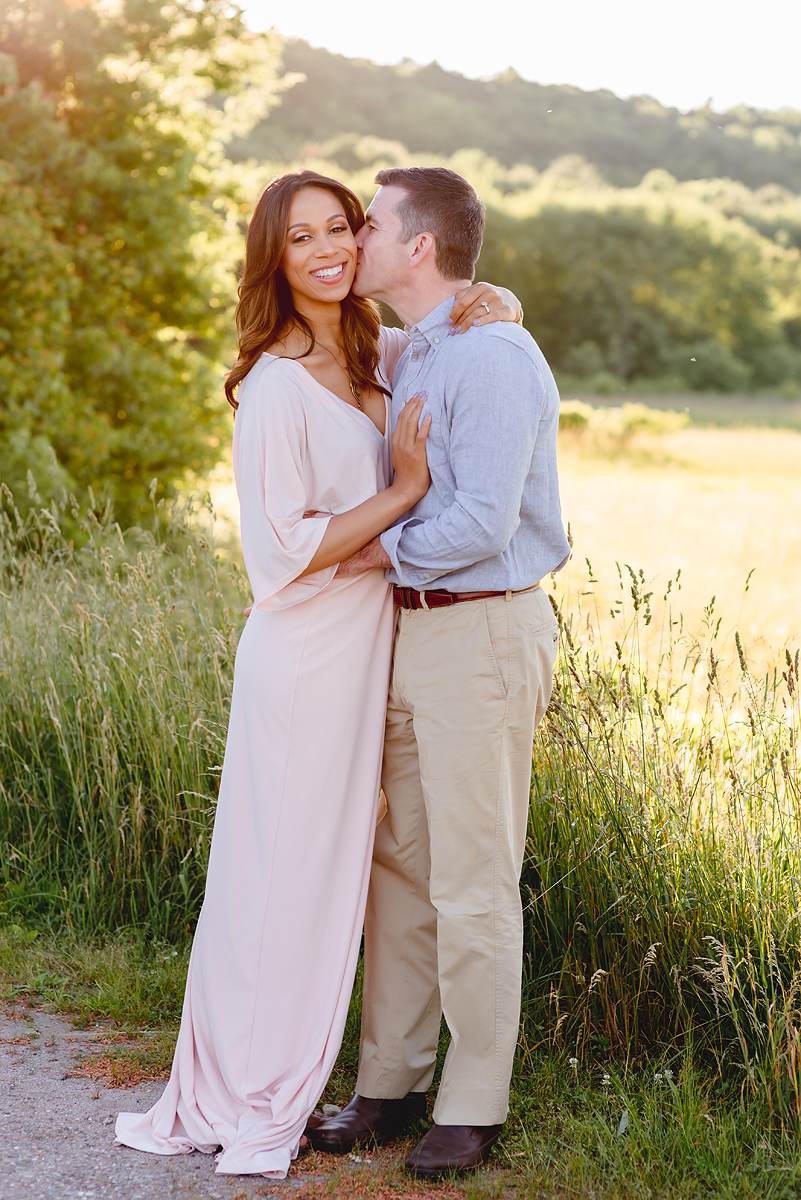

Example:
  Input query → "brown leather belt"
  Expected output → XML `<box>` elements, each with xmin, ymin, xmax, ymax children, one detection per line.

<box><xmin>393</xmin><ymin>584</ymin><xmax>540</xmax><ymax>610</ymax></box>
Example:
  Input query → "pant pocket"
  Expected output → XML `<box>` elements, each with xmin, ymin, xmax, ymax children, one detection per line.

<box><xmin>483</xmin><ymin>600</ymin><xmax>511</xmax><ymax>700</ymax></box>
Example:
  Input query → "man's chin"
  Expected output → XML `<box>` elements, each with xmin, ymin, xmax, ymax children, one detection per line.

<box><xmin>352</xmin><ymin>265</ymin><xmax>374</xmax><ymax>299</ymax></box>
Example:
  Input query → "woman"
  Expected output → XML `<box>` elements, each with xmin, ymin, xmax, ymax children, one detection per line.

<box><xmin>115</xmin><ymin>170</ymin><xmax>520</xmax><ymax>1179</ymax></box>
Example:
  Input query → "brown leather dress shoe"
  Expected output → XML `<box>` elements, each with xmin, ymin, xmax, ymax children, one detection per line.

<box><xmin>404</xmin><ymin>1122</ymin><xmax>504</xmax><ymax>1177</ymax></box>
<box><xmin>307</xmin><ymin>1092</ymin><xmax>428</xmax><ymax>1154</ymax></box>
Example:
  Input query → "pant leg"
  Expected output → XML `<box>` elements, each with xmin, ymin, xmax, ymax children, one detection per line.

<box><xmin>356</xmin><ymin>619</ymin><xmax>442</xmax><ymax>1099</ymax></box>
<box><xmin>358</xmin><ymin>587</ymin><xmax>558</xmax><ymax>1124</ymax></box>
<box><xmin>425</xmin><ymin>588</ymin><xmax>558</xmax><ymax>1124</ymax></box>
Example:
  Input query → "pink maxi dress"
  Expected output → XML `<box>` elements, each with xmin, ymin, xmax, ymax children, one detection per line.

<box><xmin>115</xmin><ymin>327</ymin><xmax>408</xmax><ymax>1178</ymax></box>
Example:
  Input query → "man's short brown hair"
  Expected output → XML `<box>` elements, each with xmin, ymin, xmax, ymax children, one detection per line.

<box><xmin>373</xmin><ymin>167</ymin><xmax>485</xmax><ymax>281</ymax></box>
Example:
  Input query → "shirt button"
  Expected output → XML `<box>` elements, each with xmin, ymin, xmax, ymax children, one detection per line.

<box><xmin>433</xmin><ymin>337</ymin><xmax>440</xmax><ymax>344</ymax></box>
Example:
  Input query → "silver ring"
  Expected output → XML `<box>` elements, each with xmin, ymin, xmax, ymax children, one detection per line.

<box><xmin>480</xmin><ymin>302</ymin><xmax>491</xmax><ymax>314</ymax></box>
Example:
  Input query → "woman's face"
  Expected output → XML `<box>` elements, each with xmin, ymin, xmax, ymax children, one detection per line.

<box><xmin>281</xmin><ymin>187</ymin><xmax>358</xmax><ymax>306</ymax></box>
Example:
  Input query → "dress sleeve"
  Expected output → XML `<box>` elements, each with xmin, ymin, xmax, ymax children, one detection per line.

<box><xmin>378</xmin><ymin>326</ymin><xmax>410</xmax><ymax>388</ymax></box>
<box><xmin>233</xmin><ymin>360</ymin><xmax>336</xmax><ymax>610</ymax></box>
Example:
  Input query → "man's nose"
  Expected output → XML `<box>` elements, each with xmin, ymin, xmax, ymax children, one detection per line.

<box><xmin>355</xmin><ymin>227</ymin><xmax>366</xmax><ymax>248</ymax></box>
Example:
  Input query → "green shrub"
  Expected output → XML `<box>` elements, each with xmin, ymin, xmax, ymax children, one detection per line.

<box><xmin>668</xmin><ymin>339</ymin><xmax>753</xmax><ymax>392</ymax></box>
<box><xmin>559</xmin><ymin>400</ymin><xmax>689</xmax><ymax>440</ymax></box>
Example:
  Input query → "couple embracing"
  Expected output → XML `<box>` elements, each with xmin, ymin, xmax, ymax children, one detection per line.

<box><xmin>116</xmin><ymin>165</ymin><xmax>570</xmax><ymax>1180</ymax></box>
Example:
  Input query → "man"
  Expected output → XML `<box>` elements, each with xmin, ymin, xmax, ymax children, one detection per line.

<box><xmin>309</xmin><ymin>167</ymin><xmax>570</xmax><ymax>1177</ymax></box>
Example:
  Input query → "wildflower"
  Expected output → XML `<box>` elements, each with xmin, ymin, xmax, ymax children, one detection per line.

<box><xmin>602</xmin><ymin>1073</ymin><xmax>611</xmax><ymax>1087</ymax></box>
<box><xmin>569</xmin><ymin>1057</ymin><xmax>578</xmax><ymax>1069</ymax></box>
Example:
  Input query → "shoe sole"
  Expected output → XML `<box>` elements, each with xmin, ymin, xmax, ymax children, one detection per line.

<box><xmin>309</xmin><ymin>1124</ymin><xmax>414</xmax><ymax>1155</ymax></box>
<box><xmin>405</xmin><ymin>1162</ymin><xmax>481</xmax><ymax>1179</ymax></box>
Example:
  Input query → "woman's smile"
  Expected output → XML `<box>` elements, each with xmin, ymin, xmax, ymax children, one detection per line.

<box><xmin>311</xmin><ymin>262</ymin><xmax>348</xmax><ymax>283</ymax></box>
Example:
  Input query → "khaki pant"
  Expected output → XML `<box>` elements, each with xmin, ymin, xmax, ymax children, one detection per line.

<box><xmin>356</xmin><ymin>586</ymin><xmax>559</xmax><ymax>1125</ymax></box>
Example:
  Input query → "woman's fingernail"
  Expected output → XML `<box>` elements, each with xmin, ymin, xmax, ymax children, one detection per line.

<box><xmin>447</xmin><ymin>317</ymin><xmax>453</xmax><ymax>325</ymax></box>
<box><xmin>474</xmin><ymin>319</ymin><xmax>480</xmax><ymax>325</ymax></box>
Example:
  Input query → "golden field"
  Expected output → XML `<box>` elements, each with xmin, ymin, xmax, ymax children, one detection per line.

<box><xmin>554</xmin><ymin>418</ymin><xmax>801</xmax><ymax>679</ymax></box>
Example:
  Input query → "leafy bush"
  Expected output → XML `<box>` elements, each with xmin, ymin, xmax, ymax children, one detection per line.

<box><xmin>559</xmin><ymin>400</ymin><xmax>689</xmax><ymax>441</ymax></box>
<box><xmin>0</xmin><ymin>0</ymin><xmax>280</xmax><ymax>525</ymax></box>
<box><xmin>666</xmin><ymin>339</ymin><xmax>753</xmax><ymax>392</ymax></box>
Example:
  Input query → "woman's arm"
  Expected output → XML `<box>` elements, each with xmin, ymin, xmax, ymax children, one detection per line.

<box><xmin>300</xmin><ymin>395</ymin><xmax>431</xmax><ymax>576</ymax></box>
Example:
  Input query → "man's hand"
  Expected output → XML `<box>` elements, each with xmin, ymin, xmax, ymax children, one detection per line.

<box><xmin>336</xmin><ymin>537</ymin><xmax>392</xmax><ymax>576</ymax></box>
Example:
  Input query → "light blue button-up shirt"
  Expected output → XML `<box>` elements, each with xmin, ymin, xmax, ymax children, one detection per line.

<box><xmin>380</xmin><ymin>296</ymin><xmax>570</xmax><ymax>592</ymax></box>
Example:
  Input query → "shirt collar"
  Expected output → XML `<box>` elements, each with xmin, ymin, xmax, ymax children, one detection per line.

<box><xmin>404</xmin><ymin>296</ymin><xmax>455</xmax><ymax>345</ymax></box>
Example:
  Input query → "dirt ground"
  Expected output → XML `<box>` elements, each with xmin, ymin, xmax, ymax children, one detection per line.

<box><xmin>0</xmin><ymin>1004</ymin><xmax>511</xmax><ymax>1200</ymax></box>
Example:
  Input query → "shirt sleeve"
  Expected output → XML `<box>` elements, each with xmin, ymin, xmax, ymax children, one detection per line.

<box><xmin>234</xmin><ymin>362</ymin><xmax>336</xmax><ymax>610</ymax></box>
<box><xmin>380</xmin><ymin>339</ymin><xmax>544</xmax><ymax>587</ymax></box>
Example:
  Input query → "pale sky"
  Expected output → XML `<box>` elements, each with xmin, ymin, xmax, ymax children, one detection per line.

<box><xmin>242</xmin><ymin>0</ymin><xmax>801</xmax><ymax>115</ymax></box>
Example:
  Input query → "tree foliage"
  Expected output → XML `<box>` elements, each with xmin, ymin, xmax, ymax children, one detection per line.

<box><xmin>0</xmin><ymin>0</ymin><xmax>280</xmax><ymax>524</ymax></box>
<box><xmin>234</xmin><ymin>39</ymin><xmax>801</xmax><ymax>193</ymax></box>
<box><xmin>477</xmin><ymin>201</ymin><xmax>801</xmax><ymax>390</ymax></box>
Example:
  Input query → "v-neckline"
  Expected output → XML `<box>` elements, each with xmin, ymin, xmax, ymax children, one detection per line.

<box><xmin>265</xmin><ymin>354</ymin><xmax>387</xmax><ymax>437</ymax></box>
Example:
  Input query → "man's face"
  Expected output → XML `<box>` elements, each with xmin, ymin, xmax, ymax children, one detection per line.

<box><xmin>353</xmin><ymin>186</ymin><xmax>412</xmax><ymax>302</ymax></box>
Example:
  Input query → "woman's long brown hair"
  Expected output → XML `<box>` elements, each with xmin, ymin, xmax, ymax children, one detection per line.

<box><xmin>224</xmin><ymin>170</ymin><xmax>389</xmax><ymax>410</ymax></box>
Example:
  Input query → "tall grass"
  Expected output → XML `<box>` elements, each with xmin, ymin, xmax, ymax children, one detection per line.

<box><xmin>523</xmin><ymin>566</ymin><xmax>801</xmax><ymax>1123</ymax></box>
<box><xmin>0</xmin><ymin>481</ymin><xmax>799</xmax><ymax>1125</ymax></box>
<box><xmin>0</xmin><ymin>479</ymin><xmax>244</xmax><ymax>940</ymax></box>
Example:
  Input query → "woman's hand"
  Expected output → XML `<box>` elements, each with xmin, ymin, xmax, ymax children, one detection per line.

<box><xmin>297</xmin><ymin>397</ymin><xmax>430</xmax><ymax>578</ymax></box>
<box><xmin>448</xmin><ymin>283</ymin><xmax>523</xmax><ymax>334</ymax></box>
<box><xmin>391</xmin><ymin>393</ymin><xmax>431</xmax><ymax>506</ymax></box>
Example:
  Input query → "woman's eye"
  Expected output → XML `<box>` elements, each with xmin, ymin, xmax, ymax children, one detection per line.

<box><xmin>330</xmin><ymin>224</ymin><xmax>347</xmax><ymax>234</ymax></box>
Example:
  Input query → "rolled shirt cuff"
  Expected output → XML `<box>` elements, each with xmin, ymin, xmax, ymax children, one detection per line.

<box><xmin>380</xmin><ymin>521</ymin><xmax>440</xmax><ymax>589</ymax></box>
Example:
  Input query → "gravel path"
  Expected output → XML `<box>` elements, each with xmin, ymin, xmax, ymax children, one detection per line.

<box><xmin>0</xmin><ymin>1003</ymin><xmax>513</xmax><ymax>1199</ymax></box>
<box><xmin>0</xmin><ymin>1004</ymin><xmax>314</xmax><ymax>1199</ymax></box>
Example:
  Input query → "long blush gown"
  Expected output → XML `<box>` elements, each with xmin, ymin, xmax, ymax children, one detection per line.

<box><xmin>115</xmin><ymin>328</ymin><xmax>408</xmax><ymax>1178</ymax></box>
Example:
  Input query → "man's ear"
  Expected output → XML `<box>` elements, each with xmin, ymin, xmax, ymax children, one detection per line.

<box><xmin>408</xmin><ymin>232</ymin><xmax>436</xmax><ymax>269</ymax></box>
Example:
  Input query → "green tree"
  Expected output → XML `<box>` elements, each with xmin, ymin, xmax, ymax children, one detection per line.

<box><xmin>0</xmin><ymin>0</ymin><xmax>280</xmax><ymax>524</ymax></box>
<box><xmin>477</xmin><ymin>202</ymin><xmax>801</xmax><ymax>389</ymax></box>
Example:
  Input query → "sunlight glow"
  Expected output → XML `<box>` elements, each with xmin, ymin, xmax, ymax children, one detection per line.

<box><xmin>243</xmin><ymin>0</ymin><xmax>801</xmax><ymax>114</ymax></box>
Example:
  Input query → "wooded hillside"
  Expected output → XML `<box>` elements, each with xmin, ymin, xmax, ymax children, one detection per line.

<box><xmin>232</xmin><ymin>39</ymin><xmax>801</xmax><ymax>192</ymax></box>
